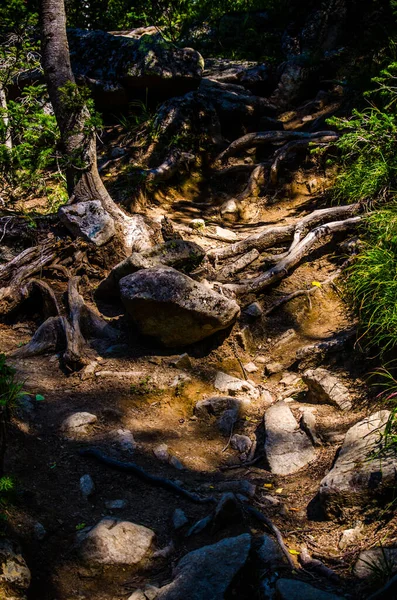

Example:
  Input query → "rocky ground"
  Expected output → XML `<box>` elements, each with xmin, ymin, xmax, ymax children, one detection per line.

<box><xmin>1</xmin><ymin>172</ymin><xmax>397</xmax><ymax>599</ymax></box>
<box><xmin>1</xmin><ymin>9</ymin><xmax>397</xmax><ymax>599</ymax></box>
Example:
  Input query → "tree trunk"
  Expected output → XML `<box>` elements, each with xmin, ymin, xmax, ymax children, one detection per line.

<box><xmin>0</xmin><ymin>86</ymin><xmax>12</xmax><ymax>150</ymax></box>
<box><xmin>40</xmin><ymin>0</ymin><xmax>137</xmax><ymax>254</ymax></box>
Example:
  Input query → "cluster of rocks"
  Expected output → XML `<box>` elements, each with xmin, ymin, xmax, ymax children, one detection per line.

<box><xmin>73</xmin><ymin>503</ymin><xmax>350</xmax><ymax>600</ymax></box>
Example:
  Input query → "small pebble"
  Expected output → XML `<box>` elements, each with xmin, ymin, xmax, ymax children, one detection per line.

<box><xmin>169</xmin><ymin>455</ymin><xmax>184</xmax><ymax>470</ymax></box>
<box><xmin>153</xmin><ymin>444</ymin><xmax>169</xmax><ymax>462</ymax></box>
<box><xmin>243</xmin><ymin>362</ymin><xmax>258</xmax><ymax>373</ymax></box>
<box><xmin>33</xmin><ymin>522</ymin><xmax>47</xmax><ymax>541</ymax></box>
<box><xmin>80</xmin><ymin>474</ymin><xmax>95</xmax><ymax>498</ymax></box>
<box><xmin>173</xmin><ymin>508</ymin><xmax>188</xmax><ymax>529</ymax></box>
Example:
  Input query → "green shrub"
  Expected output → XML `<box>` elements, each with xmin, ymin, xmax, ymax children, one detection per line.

<box><xmin>328</xmin><ymin>108</ymin><xmax>397</xmax><ymax>204</ymax></box>
<box><xmin>346</xmin><ymin>205</ymin><xmax>397</xmax><ymax>354</ymax></box>
<box><xmin>0</xmin><ymin>354</ymin><xmax>23</xmax><ymax>411</ymax></box>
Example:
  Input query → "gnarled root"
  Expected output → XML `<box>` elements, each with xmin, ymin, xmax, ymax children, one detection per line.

<box><xmin>137</xmin><ymin>151</ymin><xmax>195</xmax><ymax>184</ymax></box>
<box><xmin>13</xmin><ymin>316</ymin><xmax>65</xmax><ymax>358</ymax></box>
<box><xmin>223</xmin><ymin>216</ymin><xmax>361</xmax><ymax>295</ymax></box>
<box><xmin>208</xmin><ymin>203</ymin><xmax>360</xmax><ymax>264</ymax></box>
<box><xmin>217</xmin><ymin>130</ymin><xmax>338</xmax><ymax>162</ymax></box>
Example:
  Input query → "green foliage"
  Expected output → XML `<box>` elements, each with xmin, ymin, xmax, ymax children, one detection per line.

<box><xmin>328</xmin><ymin>108</ymin><xmax>397</xmax><ymax>204</ymax></box>
<box><xmin>346</xmin><ymin>206</ymin><xmax>397</xmax><ymax>354</ymax></box>
<box><xmin>0</xmin><ymin>84</ymin><xmax>66</xmax><ymax>207</ymax></box>
<box><xmin>329</xmin><ymin>60</ymin><xmax>397</xmax><ymax>204</ymax></box>
<box><xmin>0</xmin><ymin>354</ymin><xmax>23</xmax><ymax>410</ymax></box>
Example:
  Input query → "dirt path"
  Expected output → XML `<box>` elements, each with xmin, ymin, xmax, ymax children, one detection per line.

<box><xmin>0</xmin><ymin>165</ymin><xmax>383</xmax><ymax>600</ymax></box>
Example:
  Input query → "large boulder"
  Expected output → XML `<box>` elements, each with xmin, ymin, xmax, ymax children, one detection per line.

<box><xmin>264</xmin><ymin>400</ymin><xmax>316</xmax><ymax>475</ymax></box>
<box><xmin>120</xmin><ymin>267</ymin><xmax>240</xmax><ymax>347</ymax></box>
<box><xmin>156</xmin><ymin>534</ymin><xmax>251</xmax><ymax>600</ymax></box>
<box><xmin>67</xmin><ymin>29</ymin><xmax>204</xmax><ymax>109</ymax></box>
<box><xmin>97</xmin><ymin>240</ymin><xmax>205</xmax><ymax>298</ymax></box>
<box><xmin>77</xmin><ymin>517</ymin><xmax>155</xmax><ymax>565</ymax></box>
<box><xmin>319</xmin><ymin>411</ymin><xmax>396</xmax><ymax>517</ymax></box>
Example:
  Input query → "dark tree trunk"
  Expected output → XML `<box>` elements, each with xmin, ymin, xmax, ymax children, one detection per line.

<box><xmin>40</xmin><ymin>0</ymin><xmax>136</xmax><ymax>253</ymax></box>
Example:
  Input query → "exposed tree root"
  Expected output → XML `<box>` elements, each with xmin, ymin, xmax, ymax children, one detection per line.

<box><xmin>207</xmin><ymin>203</ymin><xmax>360</xmax><ymax>263</ymax></box>
<box><xmin>25</xmin><ymin>279</ymin><xmax>61</xmax><ymax>318</ymax></box>
<box><xmin>9</xmin><ymin>272</ymin><xmax>118</xmax><ymax>371</ymax></box>
<box><xmin>264</xmin><ymin>260</ymin><xmax>351</xmax><ymax>316</ymax></box>
<box><xmin>217</xmin><ymin>130</ymin><xmax>338</xmax><ymax>162</ymax></box>
<box><xmin>238</xmin><ymin>163</ymin><xmax>268</xmax><ymax>201</ymax></box>
<box><xmin>218</xmin><ymin>249</ymin><xmax>259</xmax><ymax>280</ymax></box>
<box><xmin>245</xmin><ymin>505</ymin><xmax>295</xmax><ymax>569</ymax></box>
<box><xmin>79</xmin><ymin>447</ymin><xmax>217</xmax><ymax>504</ymax></box>
<box><xmin>13</xmin><ymin>316</ymin><xmax>65</xmax><ymax>358</ymax></box>
<box><xmin>138</xmin><ymin>151</ymin><xmax>195</xmax><ymax>183</ymax></box>
<box><xmin>222</xmin><ymin>216</ymin><xmax>361</xmax><ymax>295</ymax></box>
<box><xmin>270</xmin><ymin>137</ymin><xmax>332</xmax><ymax>186</ymax></box>
<box><xmin>299</xmin><ymin>545</ymin><xmax>339</xmax><ymax>580</ymax></box>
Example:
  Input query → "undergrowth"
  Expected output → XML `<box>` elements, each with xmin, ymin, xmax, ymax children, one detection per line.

<box><xmin>346</xmin><ymin>205</ymin><xmax>397</xmax><ymax>355</ymax></box>
<box><xmin>332</xmin><ymin>62</ymin><xmax>397</xmax><ymax>356</ymax></box>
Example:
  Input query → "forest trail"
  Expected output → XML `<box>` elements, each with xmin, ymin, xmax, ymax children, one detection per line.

<box><xmin>0</xmin><ymin>151</ymin><xmax>379</xmax><ymax>599</ymax></box>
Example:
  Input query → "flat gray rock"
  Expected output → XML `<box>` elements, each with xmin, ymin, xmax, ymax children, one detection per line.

<box><xmin>59</xmin><ymin>200</ymin><xmax>115</xmax><ymax>246</ymax></box>
<box><xmin>264</xmin><ymin>400</ymin><xmax>316</xmax><ymax>475</ymax></box>
<box><xmin>78</xmin><ymin>517</ymin><xmax>155</xmax><ymax>565</ymax></box>
<box><xmin>302</xmin><ymin>368</ymin><xmax>352</xmax><ymax>410</ymax></box>
<box><xmin>120</xmin><ymin>267</ymin><xmax>240</xmax><ymax>347</ymax></box>
<box><xmin>319</xmin><ymin>411</ymin><xmax>396</xmax><ymax>517</ymax></box>
<box><xmin>156</xmin><ymin>534</ymin><xmax>251</xmax><ymax>600</ymax></box>
<box><xmin>214</xmin><ymin>371</ymin><xmax>259</xmax><ymax>399</ymax></box>
<box><xmin>276</xmin><ymin>579</ymin><xmax>345</xmax><ymax>600</ymax></box>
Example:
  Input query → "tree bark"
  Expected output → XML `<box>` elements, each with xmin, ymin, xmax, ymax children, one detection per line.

<box><xmin>0</xmin><ymin>86</ymin><xmax>12</xmax><ymax>150</ymax></box>
<box><xmin>40</xmin><ymin>0</ymin><xmax>138</xmax><ymax>253</ymax></box>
